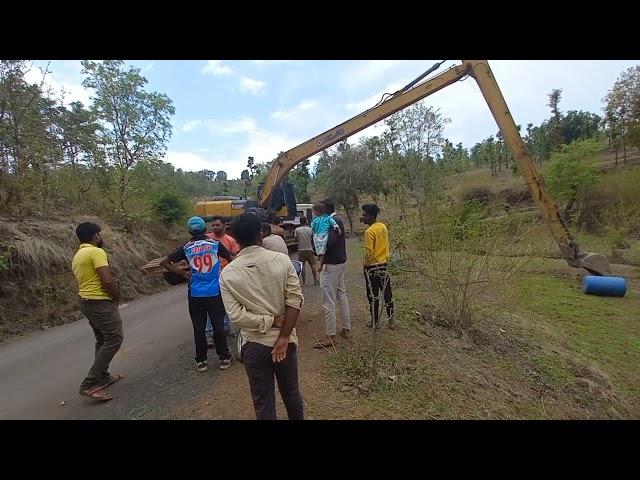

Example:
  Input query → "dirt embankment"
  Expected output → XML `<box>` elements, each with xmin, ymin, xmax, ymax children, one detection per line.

<box><xmin>0</xmin><ymin>214</ymin><xmax>182</xmax><ymax>343</ymax></box>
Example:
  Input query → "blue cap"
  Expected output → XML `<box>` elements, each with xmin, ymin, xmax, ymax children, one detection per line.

<box><xmin>186</xmin><ymin>216</ymin><xmax>206</xmax><ymax>233</ymax></box>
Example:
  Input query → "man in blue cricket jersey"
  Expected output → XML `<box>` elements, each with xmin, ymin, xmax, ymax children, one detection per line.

<box><xmin>160</xmin><ymin>216</ymin><xmax>235</xmax><ymax>372</ymax></box>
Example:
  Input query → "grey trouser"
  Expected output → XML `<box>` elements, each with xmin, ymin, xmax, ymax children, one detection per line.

<box><xmin>320</xmin><ymin>262</ymin><xmax>351</xmax><ymax>336</ymax></box>
<box><xmin>79</xmin><ymin>299</ymin><xmax>124</xmax><ymax>390</ymax></box>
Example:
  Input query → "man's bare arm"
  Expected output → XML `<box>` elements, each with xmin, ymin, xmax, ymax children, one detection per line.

<box><xmin>96</xmin><ymin>266</ymin><xmax>121</xmax><ymax>302</ymax></box>
<box><xmin>160</xmin><ymin>257</ymin><xmax>191</xmax><ymax>281</ymax></box>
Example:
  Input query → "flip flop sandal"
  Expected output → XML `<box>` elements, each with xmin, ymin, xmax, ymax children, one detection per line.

<box><xmin>79</xmin><ymin>386</ymin><xmax>113</xmax><ymax>402</ymax></box>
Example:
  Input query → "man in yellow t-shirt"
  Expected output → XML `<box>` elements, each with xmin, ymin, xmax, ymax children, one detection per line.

<box><xmin>360</xmin><ymin>204</ymin><xmax>395</xmax><ymax>330</ymax></box>
<box><xmin>71</xmin><ymin>222</ymin><xmax>123</xmax><ymax>402</ymax></box>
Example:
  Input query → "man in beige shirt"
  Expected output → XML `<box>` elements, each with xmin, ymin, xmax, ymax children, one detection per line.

<box><xmin>220</xmin><ymin>213</ymin><xmax>304</xmax><ymax>420</ymax></box>
<box><xmin>270</xmin><ymin>215</ymin><xmax>286</xmax><ymax>239</ymax></box>
<box><xmin>260</xmin><ymin>222</ymin><xmax>290</xmax><ymax>255</ymax></box>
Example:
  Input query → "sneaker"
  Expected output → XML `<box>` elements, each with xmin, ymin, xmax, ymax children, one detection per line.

<box><xmin>219</xmin><ymin>355</ymin><xmax>235</xmax><ymax>370</ymax></box>
<box><xmin>195</xmin><ymin>361</ymin><xmax>208</xmax><ymax>372</ymax></box>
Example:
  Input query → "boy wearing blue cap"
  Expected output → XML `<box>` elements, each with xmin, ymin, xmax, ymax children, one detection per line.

<box><xmin>160</xmin><ymin>216</ymin><xmax>235</xmax><ymax>372</ymax></box>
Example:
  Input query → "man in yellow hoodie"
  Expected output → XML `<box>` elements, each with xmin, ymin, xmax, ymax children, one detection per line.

<box><xmin>360</xmin><ymin>204</ymin><xmax>395</xmax><ymax>330</ymax></box>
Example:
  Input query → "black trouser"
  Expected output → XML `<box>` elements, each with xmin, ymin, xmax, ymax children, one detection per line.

<box><xmin>364</xmin><ymin>264</ymin><xmax>394</xmax><ymax>328</ymax></box>
<box><xmin>188</xmin><ymin>295</ymin><xmax>230</xmax><ymax>363</ymax></box>
<box><xmin>79</xmin><ymin>299</ymin><xmax>124</xmax><ymax>391</ymax></box>
<box><xmin>242</xmin><ymin>341</ymin><xmax>304</xmax><ymax>420</ymax></box>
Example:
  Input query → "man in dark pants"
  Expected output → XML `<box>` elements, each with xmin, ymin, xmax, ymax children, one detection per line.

<box><xmin>161</xmin><ymin>216</ymin><xmax>235</xmax><ymax>372</ymax></box>
<box><xmin>360</xmin><ymin>204</ymin><xmax>395</xmax><ymax>330</ymax></box>
<box><xmin>220</xmin><ymin>213</ymin><xmax>304</xmax><ymax>420</ymax></box>
<box><xmin>72</xmin><ymin>222</ymin><xmax>124</xmax><ymax>402</ymax></box>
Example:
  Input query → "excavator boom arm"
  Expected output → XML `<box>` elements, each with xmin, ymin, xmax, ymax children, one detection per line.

<box><xmin>259</xmin><ymin>63</ymin><xmax>471</xmax><ymax>208</ymax></box>
<box><xmin>257</xmin><ymin>60</ymin><xmax>610</xmax><ymax>275</ymax></box>
<box><xmin>464</xmin><ymin>61</ymin><xmax>609</xmax><ymax>275</ymax></box>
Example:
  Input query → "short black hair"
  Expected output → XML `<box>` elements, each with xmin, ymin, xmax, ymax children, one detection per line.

<box><xmin>299</xmin><ymin>216</ymin><xmax>308</xmax><ymax>225</ymax></box>
<box><xmin>321</xmin><ymin>198</ymin><xmax>335</xmax><ymax>214</ymax></box>
<box><xmin>271</xmin><ymin>215</ymin><xmax>282</xmax><ymax>225</ymax></box>
<box><xmin>361</xmin><ymin>204</ymin><xmax>380</xmax><ymax>218</ymax></box>
<box><xmin>230</xmin><ymin>213</ymin><xmax>261</xmax><ymax>247</ymax></box>
<box><xmin>211</xmin><ymin>215</ymin><xmax>224</xmax><ymax>223</ymax></box>
<box><xmin>76</xmin><ymin>222</ymin><xmax>101</xmax><ymax>243</ymax></box>
<box><xmin>261</xmin><ymin>222</ymin><xmax>273</xmax><ymax>236</ymax></box>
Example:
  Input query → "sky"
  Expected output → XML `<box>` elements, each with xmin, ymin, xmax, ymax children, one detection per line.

<box><xmin>25</xmin><ymin>59</ymin><xmax>639</xmax><ymax>179</ymax></box>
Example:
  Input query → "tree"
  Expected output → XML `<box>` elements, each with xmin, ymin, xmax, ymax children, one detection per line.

<box><xmin>531</xmin><ymin>124</ymin><xmax>551</xmax><ymax>166</ymax></box>
<box><xmin>604</xmin><ymin>65</ymin><xmax>640</xmax><ymax>165</ymax></box>
<box><xmin>315</xmin><ymin>141</ymin><xmax>383</xmax><ymax>232</ymax></box>
<box><xmin>441</xmin><ymin>139</ymin><xmax>455</xmax><ymax>167</ymax></box>
<box><xmin>385</xmin><ymin>102</ymin><xmax>450</xmax><ymax>160</ymax></box>
<box><xmin>152</xmin><ymin>191</ymin><xmax>188</xmax><ymax>226</ymax></box>
<box><xmin>559</xmin><ymin>110</ymin><xmax>601</xmax><ymax>144</ymax></box>
<box><xmin>240</xmin><ymin>169</ymin><xmax>250</xmax><ymax>180</ymax></box>
<box><xmin>483</xmin><ymin>136</ymin><xmax>498</xmax><ymax>176</ymax></box>
<box><xmin>0</xmin><ymin>61</ymin><xmax>76</xmax><ymax>206</ymax></box>
<box><xmin>545</xmin><ymin>138</ymin><xmax>600</xmax><ymax>216</ymax></box>
<box><xmin>81</xmin><ymin>60</ymin><xmax>175</xmax><ymax>214</ymax></box>
<box><xmin>287</xmin><ymin>159</ymin><xmax>311</xmax><ymax>203</ymax></box>
<box><xmin>383</xmin><ymin>102</ymin><xmax>450</xmax><ymax>201</ymax></box>
<box><xmin>200</xmin><ymin>169</ymin><xmax>216</xmax><ymax>181</ymax></box>
<box><xmin>56</xmin><ymin>101</ymin><xmax>104</xmax><ymax>201</ymax></box>
<box><xmin>547</xmin><ymin>88</ymin><xmax>564</xmax><ymax>150</ymax></box>
<box><xmin>215</xmin><ymin>170</ymin><xmax>227</xmax><ymax>182</ymax></box>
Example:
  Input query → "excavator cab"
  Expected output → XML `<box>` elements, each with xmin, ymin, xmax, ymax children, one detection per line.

<box><xmin>258</xmin><ymin>181</ymin><xmax>297</xmax><ymax>221</ymax></box>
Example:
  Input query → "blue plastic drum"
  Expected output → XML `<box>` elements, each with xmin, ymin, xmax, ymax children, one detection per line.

<box><xmin>582</xmin><ymin>276</ymin><xmax>627</xmax><ymax>297</ymax></box>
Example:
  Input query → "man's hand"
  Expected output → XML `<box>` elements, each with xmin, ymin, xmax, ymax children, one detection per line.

<box><xmin>272</xmin><ymin>336</ymin><xmax>289</xmax><ymax>363</ymax></box>
<box><xmin>273</xmin><ymin>314</ymin><xmax>285</xmax><ymax>328</ymax></box>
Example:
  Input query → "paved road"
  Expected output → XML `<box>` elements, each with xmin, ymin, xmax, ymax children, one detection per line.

<box><xmin>0</xmin><ymin>285</ymin><xmax>237</xmax><ymax>419</ymax></box>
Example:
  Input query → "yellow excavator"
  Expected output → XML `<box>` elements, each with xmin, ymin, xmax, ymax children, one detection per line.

<box><xmin>146</xmin><ymin>60</ymin><xmax>610</xmax><ymax>276</ymax></box>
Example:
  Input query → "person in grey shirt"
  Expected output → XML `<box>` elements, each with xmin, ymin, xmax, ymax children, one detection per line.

<box><xmin>261</xmin><ymin>222</ymin><xmax>290</xmax><ymax>256</ymax></box>
<box><xmin>294</xmin><ymin>216</ymin><xmax>318</xmax><ymax>286</ymax></box>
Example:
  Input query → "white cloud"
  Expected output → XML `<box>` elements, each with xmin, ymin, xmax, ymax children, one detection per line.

<box><xmin>61</xmin><ymin>60</ymin><xmax>83</xmax><ymax>74</ymax></box>
<box><xmin>344</xmin><ymin>82</ymin><xmax>404</xmax><ymax>112</ymax></box>
<box><xmin>167</xmin><ymin>119</ymin><xmax>304</xmax><ymax>179</ymax></box>
<box><xmin>165</xmin><ymin>150</ymin><xmax>252</xmax><ymax>178</ymax></box>
<box><xmin>298</xmin><ymin>99</ymin><xmax>317</xmax><ymax>111</ymax></box>
<box><xmin>180</xmin><ymin>117</ymin><xmax>258</xmax><ymax>135</ymax></box>
<box><xmin>165</xmin><ymin>60</ymin><xmax>640</xmax><ymax>182</ymax></box>
<box><xmin>340</xmin><ymin>60</ymin><xmax>410</xmax><ymax>92</ymax></box>
<box><xmin>270</xmin><ymin>99</ymin><xmax>318</xmax><ymax>120</ymax></box>
<box><xmin>181</xmin><ymin>120</ymin><xmax>202</xmax><ymax>133</ymax></box>
<box><xmin>143</xmin><ymin>62</ymin><xmax>155</xmax><ymax>72</ymax></box>
<box><xmin>165</xmin><ymin>151</ymin><xmax>217</xmax><ymax>172</ymax></box>
<box><xmin>202</xmin><ymin>60</ymin><xmax>233</xmax><ymax>76</ymax></box>
<box><xmin>237</xmin><ymin>129</ymin><xmax>302</xmax><ymax>171</ymax></box>
<box><xmin>240</xmin><ymin>76</ymin><xmax>266</xmax><ymax>94</ymax></box>
<box><xmin>23</xmin><ymin>66</ymin><xmax>91</xmax><ymax>106</ymax></box>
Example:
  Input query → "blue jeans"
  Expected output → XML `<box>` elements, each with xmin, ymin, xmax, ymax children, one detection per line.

<box><xmin>207</xmin><ymin>313</ymin><xmax>230</xmax><ymax>336</ymax></box>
